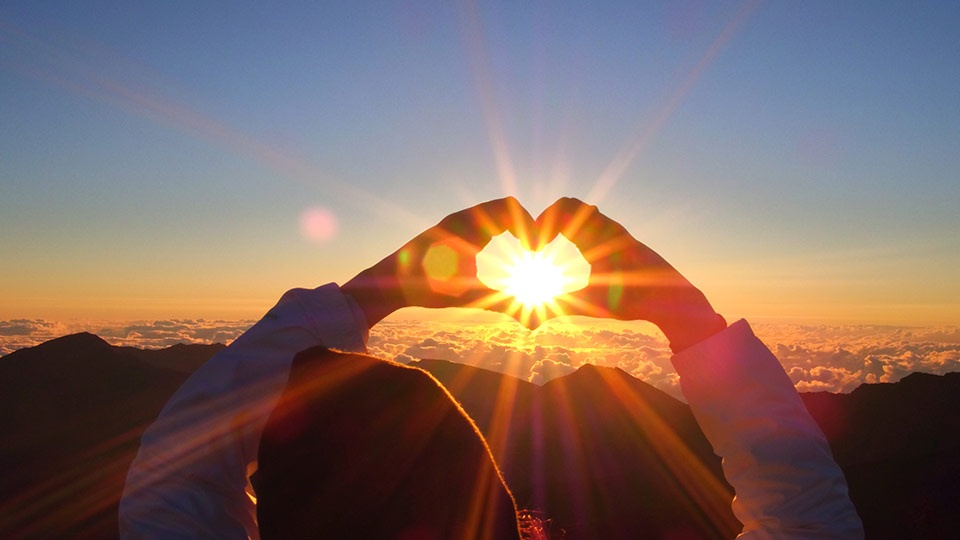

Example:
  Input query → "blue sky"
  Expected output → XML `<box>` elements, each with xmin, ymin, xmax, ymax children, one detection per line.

<box><xmin>2</xmin><ymin>1</ymin><xmax>958</xmax><ymax>324</ymax></box>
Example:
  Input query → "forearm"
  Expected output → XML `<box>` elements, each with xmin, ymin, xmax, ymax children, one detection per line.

<box><xmin>672</xmin><ymin>320</ymin><xmax>863</xmax><ymax>539</ymax></box>
<box><xmin>647</xmin><ymin>287</ymin><xmax>727</xmax><ymax>353</ymax></box>
<box><xmin>341</xmin><ymin>260</ymin><xmax>406</xmax><ymax>329</ymax></box>
<box><xmin>121</xmin><ymin>285</ymin><xmax>369</xmax><ymax>539</ymax></box>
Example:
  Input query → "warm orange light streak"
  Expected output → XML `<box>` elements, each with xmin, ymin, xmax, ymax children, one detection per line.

<box><xmin>588</xmin><ymin>0</ymin><xmax>763</xmax><ymax>204</ymax></box>
<box><xmin>119</xmin><ymin>371</ymin><xmax>341</xmax><ymax>519</ymax></box>
<box><xmin>480</xmin><ymin>353</ymin><xmax>524</xmax><ymax>461</ymax></box>
<box><xmin>544</xmin><ymin>379</ymin><xmax>595</xmax><ymax>529</ymax></box>
<box><xmin>405</xmin><ymin>352</ymin><xmax>526</xmax><ymax>537</ymax></box>
<box><xmin>465</xmin><ymin>353</ymin><xmax>527</xmax><ymax>535</ymax></box>
<box><xmin>0</xmin><ymin>421</ymin><xmax>163</xmax><ymax>537</ymax></box>
<box><xmin>1</xmin><ymin>455</ymin><xmax>99</xmax><ymax>536</ymax></box>
<box><xmin>457</xmin><ymin>0</ymin><xmax>519</xmax><ymax>197</ymax></box>
<box><xmin>593</xmin><ymin>368</ymin><xmax>740</xmax><ymax>533</ymax></box>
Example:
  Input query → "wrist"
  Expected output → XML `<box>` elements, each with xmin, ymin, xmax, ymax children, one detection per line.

<box><xmin>342</xmin><ymin>263</ymin><xmax>405</xmax><ymax>328</ymax></box>
<box><xmin>647</xmin><ymin>288</ymin><xmax>727</xmax><ymax>353</ymax></box>
<box><xmin>660</xmin><ymin>310</ymin><xmax>727</xmax><ymax>354</ymax></box>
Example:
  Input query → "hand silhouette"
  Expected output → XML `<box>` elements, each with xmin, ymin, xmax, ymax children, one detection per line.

<box><xmin>344</xmin><ymin>196</ymin><xmax>725</xmax><ymax>351</ymax></box>
<box><xmin>342</xmin><ymin>197</ymin><xmax>537</xmax><ymax>327</ymax></box>
<box><xmin>534</xmin><ymin>198</ymin><xmax>726</xmax><ymax>351</ymax></box>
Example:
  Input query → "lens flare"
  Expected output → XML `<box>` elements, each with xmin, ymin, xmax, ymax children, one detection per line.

<box><xmin>300</xmin><ymin>206</ymin><xmax>338</xmax><ymax>243</ymax></box>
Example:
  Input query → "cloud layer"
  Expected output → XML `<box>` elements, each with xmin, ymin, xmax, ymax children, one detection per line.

<box><xmin>367</xmin><ymin>320</ymin><xmax>960</xmax><ymax>398</ymax></box>
<box><xmin>0</xmin><ymin>318</ymin><xmax>253</xmax><ymax>355</ymax></box>
<box><xmin>4</xmin><ymin>317</ymin><xmax>960</xmax><ymax>399</ymax></box>
<box><xmin>751</xmin><ymin>323</ymin><xmax>960</xmax><ymax>393</ymax></box>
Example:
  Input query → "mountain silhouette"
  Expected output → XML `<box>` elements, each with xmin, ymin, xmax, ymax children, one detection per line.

<box><xmin>799</xmin><ymin>372</ymin><xmax>960</xmax><ymax>539</ymax></box>
<box><xmin>0</xmin><ymin>333</ymin><xmax>223</xmax><ymax>539</ymax></box>
<box><xmin>413</xmin><ymin>359</ymin><xmax>739</xmax><ymax>539</ymax></box>
<box><xmin>1</xmin><ymin>334</ymin><xmax>959</xmax><ymax>538</ymax></box>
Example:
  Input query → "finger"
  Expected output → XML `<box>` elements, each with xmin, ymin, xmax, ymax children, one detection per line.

<box><xmin>531</xmin><ymin>198</ymin><xmax>573</xmax><ymax>250</ymax></box>
<box><xmin>496</xmin><ymin>197</ymin><xmax>538</xmax><ymax>250</ymax></box>
<box><xmin>536</xmin><ymin>198</ymin><xmax>638</xmax><ymax>265</ymax></box>
<box><xmin>437</xmin><ymin>197</ymin><xmax>536</xmax><ymax>251</ymax></box>
<box><xmin>534</xmin><ymin>197</ymin><xmax>604</xmax><ymax>251</ymax></box>
<box><xmin>406</xmin><ymin>198</ymin><xmax>533</xmax><ymax>310</ymax></box>
<box><xmin>536</xmin><ymin>199</ymin><xmax>644</xmax><ymax>320</ymax></box>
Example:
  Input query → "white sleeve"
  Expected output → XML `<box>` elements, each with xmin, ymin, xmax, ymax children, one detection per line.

<box><xmin>671</xmin><ymin>319</ymin><xmax>863</xmax><ymax>539</ymax></box>
<box><xmin>119</xmin><ymin>284</ymin><xmax>368</xmax><ymax>540</ymax></box>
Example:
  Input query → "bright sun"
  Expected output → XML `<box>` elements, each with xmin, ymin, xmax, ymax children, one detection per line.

<box><xmin>476</xmin><ymin>232</ymin><xmax>590</xmax><ymax>310</ymax></box>
<box><xmin>501</xmin><ymin>250</ymin><xmax>566</xmax><ymax>307</ymax></box>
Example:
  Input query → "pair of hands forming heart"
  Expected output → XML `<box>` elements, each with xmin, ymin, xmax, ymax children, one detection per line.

<box><xmin>342</xmin><ymin>197</ymin><xmax>726</xmax><ymax>352</ymax></box>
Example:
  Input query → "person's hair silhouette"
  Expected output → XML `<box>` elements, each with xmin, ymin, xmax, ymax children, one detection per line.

<box><xmin>254</xmin><ymin>346</ymin><xmax>522</xmax><ymax>540</ymax></box>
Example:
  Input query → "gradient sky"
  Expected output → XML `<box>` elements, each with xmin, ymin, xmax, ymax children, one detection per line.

<box><xmin>2</xmin><ymin>1</ymin><xmax>959</xmax><ymax>325</ymax></box>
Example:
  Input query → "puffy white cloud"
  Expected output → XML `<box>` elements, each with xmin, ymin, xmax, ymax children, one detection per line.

<box><xmin>529</xmin><ymin>358</ymin><xmax>578</xmax><ymax>385</ymax></box>
<box><xmin>792</xmin><ymin>366</ymin><xmax>863</xmax><ymax>393</ymax></box>
<box><xmin>402</xmin><ymin>338</ymin><xmax>465</xmax><ymax>363</ymax></box>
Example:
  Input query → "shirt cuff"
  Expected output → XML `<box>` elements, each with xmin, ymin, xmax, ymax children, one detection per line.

<box><xmin>277</xmin><ymin>284</ymin><xmax>369</xmax><ymax>353</ymax></box>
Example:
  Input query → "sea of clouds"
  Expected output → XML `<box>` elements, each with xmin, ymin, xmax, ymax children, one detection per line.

<box><xmin>0</xmin><ymin>318</ymin><xmax>256</xmax><ymax>353</ymax></box>
<box><xmin>3</xmin><ymin>317</ymin><xmax>959</xmax><ymax>399</ymax></box>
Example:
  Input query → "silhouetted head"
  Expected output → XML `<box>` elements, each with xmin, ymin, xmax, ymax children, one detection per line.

<box><xmin>255</xmin><ymin>347</ymin><xmax>521</xmax><ymax>540</ymax></box>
